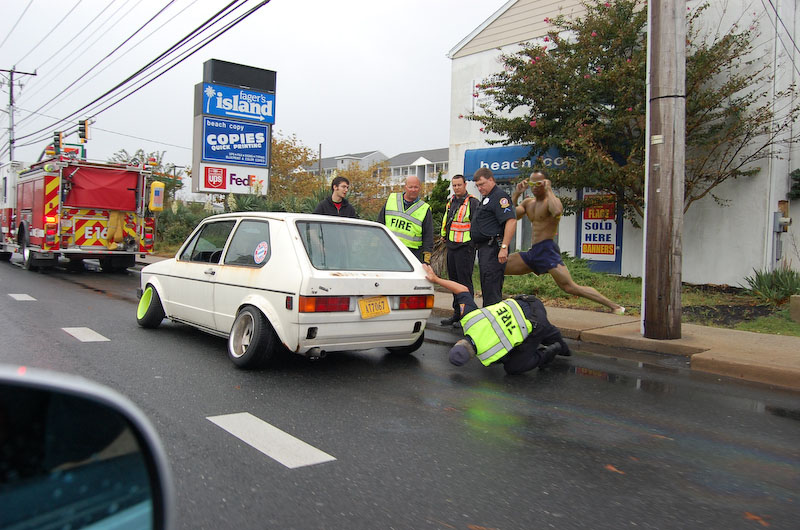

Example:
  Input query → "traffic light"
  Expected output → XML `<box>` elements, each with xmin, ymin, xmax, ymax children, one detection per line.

<box><xmin>78</xmin><ymin>120</ymin><xmax>89</xmax><ymax>143</ymax></box>
<box><xmin>53</xmin><ymin>131</ymin><xmax>63</xmax><ymax>154</ymax></box>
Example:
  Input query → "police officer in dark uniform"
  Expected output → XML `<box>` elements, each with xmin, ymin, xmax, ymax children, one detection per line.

<box><xmin>470</xmin><ymin>167</ymin><xmax>516</xmax><ymax>306</ymax></box>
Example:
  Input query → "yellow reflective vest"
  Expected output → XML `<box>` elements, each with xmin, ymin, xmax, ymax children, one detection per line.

<box><xmin>384</xmin><ymin>193</ymin><xmax>430</xmax><ymax>249</ymax></box>
<box><xmin>441</xmin><ymin>194</ymin><xmax>475</xmax><ymax>243</ymax></box>
<box><xmin>460</xmin><ymin>299</ymin><xmax>535</xmax><ymax>366</ymax></box>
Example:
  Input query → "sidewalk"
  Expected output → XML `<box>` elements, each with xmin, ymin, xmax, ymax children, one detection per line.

<box><xmin>430</xmin><ymin>290</ymin><xmax>800</xmax><ymax>392</ymax></box>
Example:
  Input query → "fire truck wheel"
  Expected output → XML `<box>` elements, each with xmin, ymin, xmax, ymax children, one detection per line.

<box><xmin>0</xmin><ymin>252</ymin><xmax>11</xmax><ymax>262</ymax></box>
<box><xmin>20</xmin><ymin>231</ymin><xmax>38</xmax><ymax>271</ymax></box>
<box><xmin>137</xmin><ymin>285</ymin><xmax>165</xmax><ymax>328</ymax></box>
<box><xmin>101</xmin><ymin>255</ymin><xmax>136</xmax><ymax>273</ymax></box>
<box><xmin>227</xmin><ymin>306</ymin><xmax>278</xmax><ymax>369</ymax></box>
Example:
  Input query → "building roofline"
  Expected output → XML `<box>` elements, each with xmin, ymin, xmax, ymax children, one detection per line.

<box><xmin>446</xmin><ymin>0</ymin><xmax>518</xmax><ymax>59</ymax></box>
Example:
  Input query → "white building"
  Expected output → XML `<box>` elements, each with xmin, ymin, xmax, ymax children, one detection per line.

<box><xmin>386</xmin><ymin>148</ymin><xmax>449</xmax><ymax>186</ymax></box>
<box><xmin>447</xmin><ymin>0</ymin><xmax>799</xmax><ymax>285</ymax></box>
<box><xmin>306</xmin><ymin>150</ymin><xmax>388</xmax><ymax>179</ymax></box>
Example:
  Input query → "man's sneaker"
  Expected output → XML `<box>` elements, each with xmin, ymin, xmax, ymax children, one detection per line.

<box><xmin>440</xmin><ymin>315</ymin><xmax>458</xmax><ymax>326</ymax></box>
<box><xmin>613</xmin><ymin>306</ymin><xmax>626</xmax><ymax>315</ymax></box>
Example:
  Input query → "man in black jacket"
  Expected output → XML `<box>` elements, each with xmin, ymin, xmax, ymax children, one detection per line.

<box><xmin>313</xmin><ymin>176</ymin><xmax>358</xmax><ymax>218</ymax></box>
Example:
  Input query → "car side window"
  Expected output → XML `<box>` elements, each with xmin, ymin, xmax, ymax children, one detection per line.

<box><xmin>224</xmin><ymin>220</ymin><xmax>271</xmax><ymax>267</ymax></box>
<box><xmin>179</xmin><ymin>221</ymin><xmax>235</xmax><ymax>263</ymax></box>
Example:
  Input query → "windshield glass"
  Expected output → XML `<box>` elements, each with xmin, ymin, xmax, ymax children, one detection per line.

<box><xmin>297</xmin><ymin>221</ymin><xmax>414</xmax><ymax>272</ymax></box>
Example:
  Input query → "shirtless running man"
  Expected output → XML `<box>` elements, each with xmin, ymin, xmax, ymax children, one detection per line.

<box><xmin>505</xmin><ymin>171</ymin><xmax>625</xmax><ymax>314</ymax></box>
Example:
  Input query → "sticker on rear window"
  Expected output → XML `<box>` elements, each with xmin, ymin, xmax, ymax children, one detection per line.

<box><xmin>254</xmin><ymin>241</ymin><xmax>269</xmax><ymax>264</ymax></box>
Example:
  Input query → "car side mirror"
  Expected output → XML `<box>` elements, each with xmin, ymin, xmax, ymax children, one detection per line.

<box><xmin>0</xmin><ymin>365</ymin><xmax>174</xmax><ymax>529</ymax></box>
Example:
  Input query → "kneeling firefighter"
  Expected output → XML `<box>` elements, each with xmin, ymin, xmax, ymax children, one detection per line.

<box><xmin>423</xmin><ymin>264</ymin><xmax>570</xmax><ymax>375</ymax></box>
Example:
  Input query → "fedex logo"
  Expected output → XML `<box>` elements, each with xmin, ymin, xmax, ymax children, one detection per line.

<box><xmin>229</xmin><ymin>172</ymin><xmax>263</xmax><ymax>188</ymax></box>
<box><xmin>205</xmin><ymin>167</ymin><xmax>227</xmax><ymax>189</ymax></box>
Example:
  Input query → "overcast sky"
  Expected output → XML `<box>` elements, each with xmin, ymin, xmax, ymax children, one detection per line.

<box><xmin>0</xmin><ymin>0</ymin><xmax>508</xmax><ymax>169</ymax></box>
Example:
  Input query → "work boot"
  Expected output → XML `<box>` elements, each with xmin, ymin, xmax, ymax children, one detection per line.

<box><xmin>440</xmin><ymin>315</ymin><xmax>458</xmax><ymax>326</ymax></box>
<box><xmin>537</xmin><ymin>343</ymin><xmax>563</xmax><ymax>367</ymax></box>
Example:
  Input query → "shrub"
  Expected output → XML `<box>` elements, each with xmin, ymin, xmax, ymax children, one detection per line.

<box><xmin>743</xmin><ymin>264</ymin><xmax>800</xmax><ymax>306</ymax></box>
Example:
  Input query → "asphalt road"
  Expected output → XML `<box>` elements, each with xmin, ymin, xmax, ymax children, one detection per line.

<box><xmin>2</xmin><ymin>257</ymin><xmax>799</xmax><ymax>529</ymax></box>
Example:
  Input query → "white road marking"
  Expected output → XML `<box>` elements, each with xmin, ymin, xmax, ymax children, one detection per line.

<box><xmin>8</xmin><ymin>294</ymin><xmax>36</xmax><ymax>301</ymax></box>
<box><xmin>61</xmin><ymin>327</ymin><xmax>110</xmax><ymax>342</ymax></box>
<box><xmin>207</xmin><ymin>412</ymin><xmax>336</xmax><ymax>469</ymax></box>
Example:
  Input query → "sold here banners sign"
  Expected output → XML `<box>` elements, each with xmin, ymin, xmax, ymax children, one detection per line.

<box><xmin>580</xmin><ymin>192</ymin><xmax>617</xmax><ymax>262</ymax></box>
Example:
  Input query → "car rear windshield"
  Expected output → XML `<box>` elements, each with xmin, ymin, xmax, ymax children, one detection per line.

<box><xmin>297</xmin><ymin>221</ymin><xmax>414</xmax><ymax>272</ymax></box>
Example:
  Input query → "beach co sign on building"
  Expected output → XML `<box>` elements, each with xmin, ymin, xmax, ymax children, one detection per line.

<box><xmin>192</xmin><ymin>59</ymin><xmax>276</xmax><ymax>195</ymax></box>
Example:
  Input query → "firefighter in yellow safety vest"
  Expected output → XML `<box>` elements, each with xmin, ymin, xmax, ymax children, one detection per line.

<box><xmin>379</xmin><ymin>176</ymin><xmax>433</xmax><ymax>264</ymax></box>
<box><xmin>439</xmin><ymin>174</ymin><xmax>481</xmax><ymax>327</ymax></box>
<box><xmin>423</xmin><ymin>264</ymin><xmax>570</xmax><ymax>375</ymax></box>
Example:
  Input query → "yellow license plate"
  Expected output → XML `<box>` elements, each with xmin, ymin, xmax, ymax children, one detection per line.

<box><xmin>359</xmin><ymin>296</ymin><xmax>390</xmax><ymax>319</ymax></box>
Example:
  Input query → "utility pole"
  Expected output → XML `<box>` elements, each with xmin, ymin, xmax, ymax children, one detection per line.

<box><xmin>1</xmin><ymin>66</ymin><xmax>37</xmax><ymax>162</ymax></box>
<box><xmin>642</xmin><ymin>0</ymin><xmax>686</xmax><ymax>339</ymax></box>
<box><xmin>318</xmin><ymin>143</ymin><xmax>323</xmax><ymax>184</ymax></box>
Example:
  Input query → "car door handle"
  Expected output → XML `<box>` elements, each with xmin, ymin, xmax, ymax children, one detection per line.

<box><xmin>204</xmin><ymin>268</ymin><xmax>216</xmax><ymax>276</ymax></box>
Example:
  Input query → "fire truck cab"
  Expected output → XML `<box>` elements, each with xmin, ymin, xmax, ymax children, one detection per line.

<box><xmin>0</xmin><ymin>157</ymin><xmax>158</xmax><ymax>272</ymax></box>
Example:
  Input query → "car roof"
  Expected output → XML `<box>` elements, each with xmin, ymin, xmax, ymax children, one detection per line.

<box><xmin>202</xmin><ymin>211</ymin><xmax>379</xmax><ymax>226</ymax></box>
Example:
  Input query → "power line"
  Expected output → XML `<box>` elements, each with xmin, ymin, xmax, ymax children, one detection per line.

<box><xmin>88</xmin><ymin>1</ymin><xmax>267</xmax><ymax>118</ymax></box>
<box><xmin>14</xmin><ymin>0</ymin><xmax>247</xmax><ymax>142</ymax></box>
<box><xmin>0</xmin><ymin>0</ymin><xmax>35</xmax><ymax>50</ymax></box>
<box><xmin>762</xmin><ymin>0</ymin><xmax>800</xmax><ymax>76</ymax></box>
<box><xmin>766</xmin><ymin>0</ymin><xmax>800</xmax><ymax>56</ymax></box>
<box><xmin>18</xmin><ymin>0</ymin><xmax>176</xmax><ymax>124</ymax></box>
<box><xmin>13</xmin><ymin>0</ymin><xmax>84</xmax><ymax>66</ymax></box>
<box><xmin>93</xmin><ymin>126</ymin><xmax>191</xmax><ymax>150</ymax></box>
<box><xmin>31</xmin><ymin>0</ymin><xmax>202</xmax><ymax>124</ymax></box>
<box><xmin>29</xmin><ymin>0</ymin><xmax>123</xmax><ymax>74</ymax></box>
<box><xmin>19</xmin><ymin>0</ymin><xmax>139</xmax><ymax>106</ymax></box>
<box><xmin>0</xmin><ymin>105</ymin><xmax>190</xmax><ymax>160</ymax></box>
<box><xmin>12</xmin><ymin>0</ymin><xmax>271</xmax><ymax>150</ymax></box>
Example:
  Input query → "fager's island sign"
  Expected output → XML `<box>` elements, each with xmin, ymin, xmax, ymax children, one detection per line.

<box><xmin>192</xmin><ymin>60</ymin><xmax>276</xmax><ymax>195</ymax></box>
<box><xmin>201</xmin><ymin>83</ymin><xmax>275</xmax><ymax>124</ymax></box>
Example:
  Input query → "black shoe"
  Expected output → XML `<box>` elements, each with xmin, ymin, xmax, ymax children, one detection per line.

<box><xmin>440</xmin><ymin>316</ymin><xmax>457</xmax><ymax>326</ymax></box>
<box><xmin>537</xmin><ymin>343</ymin><xmax>563</xmax><ymax>367</ymax></box>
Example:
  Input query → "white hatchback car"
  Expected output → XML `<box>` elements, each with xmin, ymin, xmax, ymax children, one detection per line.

<box><xmin>136</xmin><ymin>212</ymin><xmax>434</xmax><ymax>368</ymax></box>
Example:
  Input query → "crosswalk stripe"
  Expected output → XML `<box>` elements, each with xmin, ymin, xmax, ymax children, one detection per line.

<box><xmin>62</xmin><ymin>327</ymin><xmax>110</xmax><ymax>342</ymax></box>
<box><xmin>8</xmin><ymin>294</ymin><xmax>36</xmax><ymax>301</ymax></box>
<box><xmin>207</xmin><ymin>412</ymin><xmax>336</xmax><ymax>469</ymax></box>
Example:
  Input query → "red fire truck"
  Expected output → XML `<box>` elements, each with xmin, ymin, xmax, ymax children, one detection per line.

<box><xmin>0</xmin><ymin>156</ymin><xmax>163</xmax><ymax>272</ymax></box>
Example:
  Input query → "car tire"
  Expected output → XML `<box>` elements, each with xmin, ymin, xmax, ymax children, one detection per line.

<box><xmin>20</xmin><ymin>231</ymin><xmax>38</xmax><ymax>271</ymax></box>
<box><xmin>227</xmin><ymin>306</ymin><xmax>278</xmax><ymax>369</ymax></box>
<box><xmin>137</xmin><ymin>285</ymin><xmax>165</xmax><ymax>328</ymax></box>
<box><xmin>387</xmin><ymin>332</ymin><xmax>425</xmax><ymax>355</ymax></box>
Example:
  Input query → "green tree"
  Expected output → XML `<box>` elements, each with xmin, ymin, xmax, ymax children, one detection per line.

<box><xmin>268</xmin><ymin>132</ymin><xmax>318</xmax><ymax>199</ymax></box>
<box><xmin>425</xmin><ymin>173</ymin><xmax>450</xmax><ymax>235</ymax></box>
<box><xmin>338</xmin><ymin>160</ymin><xmax>393</xmax><ymax>220</ymax></box>
<box><xmin>470</xmin><ymin>0</ymin><xmax>800</xmax><ymax>223</ymax></box>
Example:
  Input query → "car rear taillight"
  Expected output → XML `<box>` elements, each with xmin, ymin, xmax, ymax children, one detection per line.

<box><xmin>398</xmin><ymin>295</ymin><xmax>434</xmax><ymax>310</ymax></box>
<box><xmin>299</xmin><ymin>296</ymin><xmax>351</xmax><ymax>313</ymax></box>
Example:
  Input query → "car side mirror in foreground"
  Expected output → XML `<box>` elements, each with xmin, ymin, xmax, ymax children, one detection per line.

<box><xmin>0</xmin><ymin>365</ymin><xmax>174</xmax><ymax>529</ymax></box>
